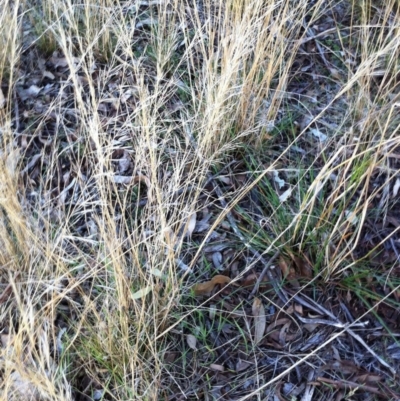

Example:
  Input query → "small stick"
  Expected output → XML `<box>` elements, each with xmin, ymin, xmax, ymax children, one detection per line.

<box><xmin>184</xmin><ymin>130</ymin><xmax>287</xmax><ymax>303</ymax></box>
<box><xmin>209</xmin><ymin>178</ymin><xmax>286</xmax><ymax>302</ymax></box>
<box><xmin>248</xmin><ymin>250</ymin><xmax>280</xmax><ymax>299</ymax></box>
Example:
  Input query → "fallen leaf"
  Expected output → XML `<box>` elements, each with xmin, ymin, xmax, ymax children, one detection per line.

<box><xmin>329</xmin><ymin>68</ymin><xmax>341</xmax><ymax>80</ymax></box>
<box><xmin>164</xmin><ymin>351</ymin><xmax>178</xmax><ymax>363</ymax></box>
<box><xmin>241</xmin><ymin>273</ymin><xmax>258</xmax><ymax>288</ymax></box>
<box><xmin>294</xmin><ymin>303</ymin><xmax>303</xmax><ymax>315</ymax></box>
<box><xmin>279</xmin><ymin>187</ymin><xmax>292</xmax><ymax>203</ymax></box>
<box><xmin>50</xmin><ymin>55</ymin><xmax>80</xmax><ymax>69</ymax></box>
<box><xmin>21</xmin><ymin>153</ymin><xmax>42</xmax><ymax>174</ymax></box>
<box><xmin>5</xmin><ymin>148</ymin><xmax>20</xmax><ymax>178</ymax></box>
<box><xmin>310</xmin><ymin>128</ymin><xmax>327</xmax><ymax>142</ymax></box>
<box><xmin>136</xmin><ymin>17</ymin><xmax>158</xmax><ymax>28</ymax></box>
<box><xmin>43</xmin><ymin>70</ymin><xmax>55</xmax><ymax>80</ymax></box>
<box><xmin>266</xmin><ymin>318</ymin><xmax>291</xmax><ymax>334</ymax></box>
<box><xmin>113</xmin><ymin>174</ymin><xmax>152</xmax><ymax>202</ymax></box>
<box><xmin>345</xmin><ymin>210</ymin><xmax>359</xmax><ymax>225</ymax></box>
<box><xmin>293</xmin><ymin>255</ymin><xmax>313</xmax><ymax>279</ymax></box>
<box><xmin>0</xmin><ymin>283</ymin><xmax>14</xmax><ymax>304</ymax></box>
<box><xmin>0</xmin><ymin>88</ymin><xmax>5</xmax><ymax>108</ymax></box>
<box><xmin>149</xmin><ymin>268</ymin><xmax>163</xmax><ymax>278</ymax></box>
<box><xmin>118</xmin><ymin>150</ymin><xmax>132</xmax><ymax>173</ymax></box>
<box><xmin>192</xmin><ymin>275</ymin><xmax>231</xmax><ymax>296</ymax></box>
<box><xmin>1</xmin><ymin>333</ymin><xmax>11</xmax><ymax>347</ymax></box>
<box><xmin>131</xmin><ymin>286</ymin><xmax>152</xmax><ymax>300</ymax></box>
<box><xmin>212</xmin><ymin>251</ymin><xmax>222</xmax><ymax>269</ymax></box>
<box><xmin>186</xmin><ymin>334</ymin><xmax>197</xmax><ymax>350</ymax></box>
<box><xmin>236</xmin><ymin>359</ymin><xmax>252</xmax><ymax>372</ymax></box>
<box><xmin>210</xmin><ymin>364</ymin><xmax>225</xmax><ymax>372</ymax></box>
<box><xmin>9</xmin><ymin>371</ymin><xmax>38</xmax><ymax>401</ymax></box>
<box><xmin>185</xmin><ymin>212</ymin><xmax>197</xmax><ymax>237</ymax></box>
<box><xmin>209</xmin><ymin>304</ymin><xmax>217</xmax><ymax>320</ymax></box>
<box><xmin>393</xmin><ymin>178</ymin><xmax>400</xmax><ymax>197</ymax></box>
<box><xmin>356</xmin><ymin>373</ymin><xmax>382</xmax><ymax>383</ymax></box>
<box><xmin>278</xmin><ymin>257</ymin><xmax>291</xmax><ymax>278</ymax></box>
<box><xmin>217</xmin><ymin>176</ymin><xmax>231</xmax><ymax>185</ymax></box>
<box><xmin>252</xmin><ymin>297</ymin><xmax>266</xmax><ymax>345</ymax></box>
<box><xmin>273</xmin><ymin>170</ymin><xmax>285</xmax><ymax>189</ymax></box>
<box><xmin>18</xmin><ymin>85</ymin><xmax>42</xmax><ymax>101</ymax></box>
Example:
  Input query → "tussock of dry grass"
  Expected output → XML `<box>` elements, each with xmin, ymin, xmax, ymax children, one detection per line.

<box><xmin>1</xmin><ymin>0</ymin><xmax>400</xmax><ymax>399</ymax></box>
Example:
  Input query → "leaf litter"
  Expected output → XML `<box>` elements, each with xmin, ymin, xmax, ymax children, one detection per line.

<box><xmin>2</xmin><ymin>0</ymin><xmax>400</xmax><ymax>400</ymax></box>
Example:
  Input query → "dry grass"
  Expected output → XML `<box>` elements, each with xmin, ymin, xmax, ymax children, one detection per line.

<box><xmin>1</xmin><ymin>0</ymin><xmax>400</xmax><ymax>399</ymax></box>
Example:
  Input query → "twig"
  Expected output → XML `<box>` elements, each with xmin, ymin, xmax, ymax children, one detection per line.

<box><xmin>183</xmin><ymin>130</ymin><xmax>286</xmax><ymax>303</ymax></box>
<box><xmin>304</xmin><ymin>26</ymin><xmax>331</xmax><ymax>69</ymax></box>
<box><xmin>13</xmin><ymin>87</ymin><xmax>20</xmax><ymax>134</ymax></box>
<box><xmin>346</xmin><ymin>329</ymin><xmax>396</xmax><ymax>375</ymax></box>
<box><xmin>286</xmin><ymin>289</ymin><xmax>397</xmax><ymax>375</ymax></box>
<box><xmin>248</xmin><ymin>250</ymin><xmax>280</xmax><ymax>299</ymax></box>
<box><xmin>137</xmin><ymin>160</ymin><xmax>238</xmax><ymax>207</ymax></box>
<box><xmin>208</xmin><ymin>175</ymin><xmax>287</xmax><ymax>304</ymax></box>
<box><xmin>312</xmin><ymin>377</ymin><xmax>385</xmax><ymax>397</ymax></box>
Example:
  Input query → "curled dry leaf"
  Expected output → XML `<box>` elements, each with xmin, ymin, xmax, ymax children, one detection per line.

<box><xmin>186</xmin><ymin>334</ymin><xmax>197</xmax><ymax>350</ymax></box>
<box><xmin>192</xmin><ymin>275</ymin><xmax>231</xmax><ymax>296</ymax></box>
<box><xmin>252</xmin><ymin>297</ymin><xmax>266</xmax><ymax>345</ymax></box>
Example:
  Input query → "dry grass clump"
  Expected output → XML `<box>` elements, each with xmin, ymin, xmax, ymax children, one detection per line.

<box><xmin>1</xmin><ymin>0</ymin><xmax>400</xmax><ymax>399</ymax></box>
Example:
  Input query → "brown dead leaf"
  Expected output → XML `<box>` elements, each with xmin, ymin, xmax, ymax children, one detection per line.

<box><xmin>294</xmin><ymin>303</ymin><xmax>303</xmax><ymax>315</ymax></box>
<box><xmin>164</xmin><ymin>351</ymin><xmax>178</xmax><ymax>363</ymax></box>
<box><xmin>236</xmin><ymin>359</ymin><xmax>252</xmax><ymax>372</ymax></box>
<box><xmin>278</xmin><ymin>322</ymin><xmax>291</xmax><ymax>346</ymax></box>
<box><xmin>278</xmin><ymin>257</ymin><xmax>291</xmax><ymax>277</ymax></box>
<box><xmin>356</xmin><ymin>373</ymin><xmax>382</xmax><ymax>383</ymax></box>
<box><xmin>0</xmin><ymin>283</ymin><xmax>14</xmax><ymax>304</ymax></box>
<box><xmin>252</xmin><ymin>297</ymin><xmax>266</xmax><ymax>345</ymax></box>
<box><xmin>266</xmin><ymin>318</ymin><xmax>291</xmax><ymax>334</ymax></box>
<box><xmin>192</xmin><ymin>275</ymin><xmax>231</xmax><ymax>296</ymax></box>
<box><xmin>293</xmin><ymin>256</ymin><xmax>313</xmax><ymax>278</ymax></box>
<box><xmin>241</xmin><ymin>273</ymin><xmax>258</xmax><ymax>288</ymax></box>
